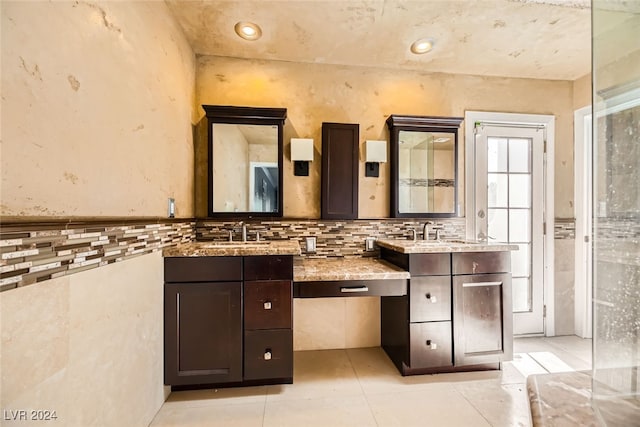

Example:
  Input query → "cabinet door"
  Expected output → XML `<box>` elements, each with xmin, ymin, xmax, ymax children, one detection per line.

<box><xmin>321</xmin><ymin>122</ymin><xmax>359</xmax><ymax>219</ymax></box>
<box><xmin>452</xmin><ymin>273</ymin><xmax>513</xmax><ymax>366</ymax></box>
<box><xmin>164</xmin><ymin>282</ymin><xmax>242</xmax><ymax>386</ymax></box>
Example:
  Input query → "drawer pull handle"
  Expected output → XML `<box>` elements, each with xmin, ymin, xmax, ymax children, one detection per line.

<box><xmin>264</xmin><ymin>349</ymin><xmax>272</xmax><ymax>360</ymax></box>
<box><xmin>425</xmin><ymin>293</ymin><xmax>437</xmax><ymax>303</ymax></box>
<box><xmin>264</xmin><ymin>301</ymin><xmax>272</xmax><ymax>310</ymax></box>
<box><xmin>462</xmin><ymin>281</ymin><xmax>503</xmax><ymax>288</ymax></box>
<box><xmin>426</xmin><ymin>340</ymin><xmax>437</xmax><ymax>350</ymax></box>
<box><xmin>340</xmin><ymin>286</ymin><xmax>369</xmax><ymax>293</ymax></box>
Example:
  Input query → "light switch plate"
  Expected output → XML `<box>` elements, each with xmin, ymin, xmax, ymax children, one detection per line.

<box><xmin>305</xmin><ymin>236</ymin><xmax>316</xmax><ymax>253</ymax></box>
<box><xmin>168</xmin><ymin>198</ymin><xmax>175</xmax><ymax>218</ymax></box>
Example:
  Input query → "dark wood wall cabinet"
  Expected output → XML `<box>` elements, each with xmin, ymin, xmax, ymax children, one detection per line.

<box><xmin>381</xmin><ymin>249</ymin><xmax>513</xmax><ymax>375</ymax></box>
<box><xmin>164</xmin><ymin>255</ymin><xmax>293</xmax><ymax>389</ymax></box>
<box><xmin>321</xmin><ymin>122</ymin><xmax>359</xmax><ymax>219</ymax></box>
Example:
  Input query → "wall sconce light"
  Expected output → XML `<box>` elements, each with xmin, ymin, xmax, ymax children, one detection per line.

<box><xmin>365</xmin><ymin>140</ymin><xmax>387</xmax><ymax>177</ymax></box>
<box><xmin>291</xmin><ymin>138</ymin><xmax>314</xmax><ymax>176</ymax></box>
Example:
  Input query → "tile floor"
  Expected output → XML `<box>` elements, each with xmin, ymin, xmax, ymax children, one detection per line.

<box><xmin>150</xmin><ymin>335</ymin><xmax>592</xmax><ymax>427</ymax></box>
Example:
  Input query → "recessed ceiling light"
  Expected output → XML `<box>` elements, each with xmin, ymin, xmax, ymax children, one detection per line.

<box><xmin>410</xmin><ymin>38</ymin><xmax>435</xmax><ymax>54</ymax></box>
<box><xmin>433</xmin><ymin>137</ymin><xmax>450</xmax><ymax>143</ymax></box>
<box><xmin>234</xmin><ymin>22</ymin><xmax>262</xmax><ymax>41</ymax></box>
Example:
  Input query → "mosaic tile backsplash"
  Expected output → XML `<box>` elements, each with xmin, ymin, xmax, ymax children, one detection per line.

<box><xmin>196</xmin><ymin>218</ymin><xmax>467</xmax><ymax>258</ymax></box>
<box><xmin>1</xmin><ymin>215</ymin><xmax>582</xmax><ymax>292</ymax></box>
<box><xmin>0</xmin><ymin>221</ymin><xmax>194</xmax><ymax>292</ymax></box>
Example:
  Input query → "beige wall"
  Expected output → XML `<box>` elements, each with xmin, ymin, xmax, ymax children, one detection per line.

<box><xmin>573</xmin><ymin>73</ymin><xmax>592</xmax><ymax>110</ymax></box>
<box><xmin>0</xmin><ymin>2</ymin><xmax>194</xmax><ymax>425</ymax></box>
<box><xmin>0</xmin><ymin>252</ymin><xmax>166</xmax><ymax>427</ymax></box>
<box><xmin>0</xmin><ymin>1</ymin><xmax>196</xmax><ymax>218</ymax></box>
<box><xmin>196</xmin><ymin>56</ymin><xmax>576</xmax><ymax>219</ymax></box>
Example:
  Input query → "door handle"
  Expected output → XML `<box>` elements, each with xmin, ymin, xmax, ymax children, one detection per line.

<box><xmin>462</xmin><ymin>281</ymin><xmax>503</xmax><ymax>288</ymax></box>
<box><xmin>477</xmin><ymin>231</ymin><xmax>496</xmax><ymax>241</ymax></box>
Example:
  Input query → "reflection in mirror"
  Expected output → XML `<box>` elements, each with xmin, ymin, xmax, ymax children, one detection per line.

<box><xmin>398</xmin><ymin>130</ymin><xmax>456</xmax><ymax>214</ymax></box>
<box><xmin>387</xmin><ymin>115</ymin><xmax>463</xmax><ymax>218</ymax></box>
<box><xmin>203</xmin><ymin>105</ymin><xmax>286</xmax><ymax>218</ymax></box>
<box><xmin>212</xmin><ymin>123</ymin><xmax>278</xmax><ymax>213</ymax></box>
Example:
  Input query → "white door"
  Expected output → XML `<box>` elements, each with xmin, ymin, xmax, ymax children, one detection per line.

<box><xmin>473</xmin><ymin>125</ymin><xmax>545</xmax><ymax>335</ymax></box>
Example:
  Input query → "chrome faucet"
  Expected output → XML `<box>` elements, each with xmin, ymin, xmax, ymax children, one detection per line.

<box><xmin>422</xmin><ymin>221</ymin><xmax>433</xmax><ymax>240</ymax></box>
<box><xmin>233</xmin><ymin>221</ymin><xmax>247</xmax><ymax>242</ymax></box>
<box><xmin>240</xmin><ymin>222</ymin><xmax>247</xmax><ymax>242</ymax></box>
<box><xmin>408</xmin><ymin>228</ymin><xmax>417</xmax><ymax>241</ymax></box>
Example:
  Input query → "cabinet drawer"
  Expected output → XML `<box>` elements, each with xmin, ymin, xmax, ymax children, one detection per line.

<box><xmin>452</xmin><ymin>252</ymin><xmax>510</xmax><ymax>275</ymax></box>
<box><xmin>409</xmin><ymin>321</ymin><xmax>453</xmax><ymax>369</ymax></box>
<box><xmin>164</xmin><ymin>257</ymin><xmax>242</xmax><ymax>283</ymax></box>
<box><xmin>244</xmin><ymin>256</ymin><xmax>293</xmax><ymax>281</ymax></box>
<box><xmin>410</xmin><ymin>276</ymin><xmax>451</xmax><ymax>322</ymax></box>
<box><xmin>244</xmin><ymin>329</ymin><xmax>293</xmax><ymax>381</ymax></box>
<box><xmin>244</xmin><ymin>281</ymin><xmax>292</xmax><ymax>330</ymax></box>
<box><xmin>294</xmin><ymin>279</ymin><xmax>407</xmax><ymax>298</ymax></box>
<box><xmin>408</xmin><ymin>253</ymin><xmax>451</xmax><ymax>276</ymax></box>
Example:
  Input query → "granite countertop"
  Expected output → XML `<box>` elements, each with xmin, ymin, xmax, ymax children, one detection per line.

<box><xmin>163</xmin><ymin>240</ymin><xmax>302</xmax><ymax>257</ymax></box>
<box><xmin>294</xmin><ymin>257</ymin><xmax>410</xmax><ymax>282</ymax></box>
<box><xmin>376</xmin><ymin>238</ymin><xmax>518</xmax><ymax>254</ymax></box>
<box><xmin>527</xmin><ymin>371</ymin><xmax>640</xmax><ymax>427</ymax></box>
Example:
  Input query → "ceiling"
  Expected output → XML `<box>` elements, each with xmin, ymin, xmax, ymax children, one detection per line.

<box><xmin>166</xmin><ymin>0</ymin><xmax>593</xmax><ymax>81</ymax></box>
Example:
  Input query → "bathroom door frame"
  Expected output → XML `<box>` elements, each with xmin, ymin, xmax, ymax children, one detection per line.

<box><xmin>574</xmin><ymin>105</ymin><xmax>593</xmax><ymax>339</ymax></box>
<box><xmin>465</xmin><ymin>111</ymin><xmax>555</xmax><ymax>336</ymax></box>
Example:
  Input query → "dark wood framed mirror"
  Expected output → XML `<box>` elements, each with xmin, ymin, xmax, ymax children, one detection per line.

<box><xmin>203</xmin><ymin>105</ymin><xmax>287</xmax><ymax>218</ymax></box>
<box><xmin>386</xmin><ymin>115</ymin><xmax>463</xmax><ymax>218</ymax></box>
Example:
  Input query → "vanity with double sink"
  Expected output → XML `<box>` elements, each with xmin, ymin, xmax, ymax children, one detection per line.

<box><xmin>165</xmin><ymin>105</ymin><xmax>516</xmax><ymax>389</ymax></box>
<box><xmin>163</xmin><ymin>236</ymin><xmax>516</xmax><ymax>389</ymax></box>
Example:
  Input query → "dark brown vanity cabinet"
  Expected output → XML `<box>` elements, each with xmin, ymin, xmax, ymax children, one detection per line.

<box><xmin>242</xmin><ymin>256</ymin><xmax>293</xmax><ymax>382</ymax></box>
<box><xmin>452</xmin><ymin>252</ymin><xmax>513</xmax><ymax>367</ymax></box>
<box><xmin>164</xmin><ymin>257</ymin><xmax>243</xmax><ymax>386</ymax></box>
<box><xmin>381</xmin><ymin>249</ymin><xmax>512</xmax><ymax>375</ymax></box>
<box><xmin>321</xmin><ymin>122</ymin><xmax>359</xmax><ymax>219</ymax></box>
<box><xmin>164</xmin><ymin>255</ymin><xmax>293</xmax><ymax>388</ymax></box>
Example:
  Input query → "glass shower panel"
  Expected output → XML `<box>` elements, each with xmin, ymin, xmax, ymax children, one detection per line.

<box><xmin>592</xmin><ymin>1</ymin><xmax>640</xmax><ymax>423</ymax></box>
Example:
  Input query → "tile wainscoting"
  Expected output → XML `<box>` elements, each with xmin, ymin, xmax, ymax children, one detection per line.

<box><xmin>1</xmin><ymin>216</ymin><xmax>580</xmax><ymax>293</ymax></box>
<box><xmin>554</xmin><ymin>218</ymin><xmax>576</xmax><ymax>240</ymax></box>
<box><xmin>0</xmin><ymin>219</ymin><xmax>194</xmax><ymax>292</ymax></box>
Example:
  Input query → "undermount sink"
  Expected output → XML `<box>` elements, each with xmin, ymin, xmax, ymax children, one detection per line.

<box><xmin>410</xmin><ymin>239</ymin><xmax>475</xmax><ymax>245</ymax></box>
<box><xmin>202</xmin><ymin>241</ymin><xmax>270</xmax><ymax>248</ymax></box>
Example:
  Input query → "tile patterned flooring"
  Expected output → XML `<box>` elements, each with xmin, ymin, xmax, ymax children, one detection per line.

<box><xmin>150</xmin><ymin>336</ymin><xmax>592</xmax><ymax>427</ymax></box>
